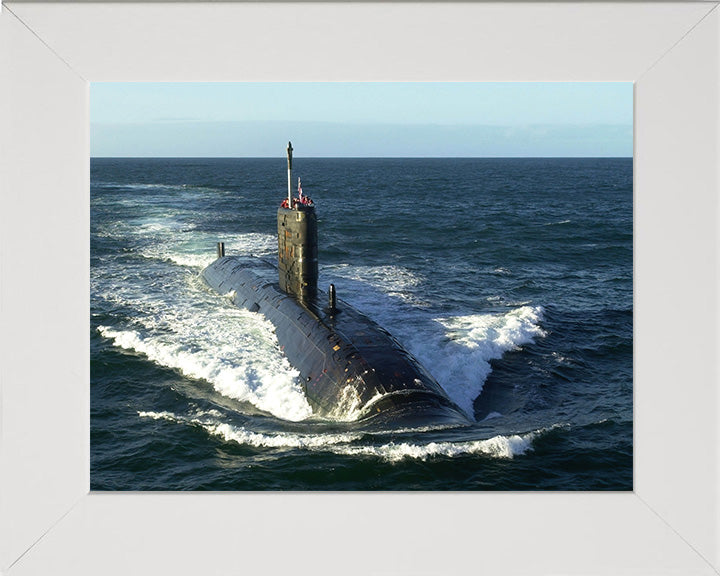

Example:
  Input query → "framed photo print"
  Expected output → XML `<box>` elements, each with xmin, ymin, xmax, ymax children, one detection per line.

<box><xmin>1</xmin><ymin>2</ymin><xmax>718</xmax><ymax>574</ymax></box>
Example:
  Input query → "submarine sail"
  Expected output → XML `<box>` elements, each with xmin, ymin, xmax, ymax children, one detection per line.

<box><xmin>201</xmin><ymin>143</ymin><xmax>469</xmax><ymax>426</ymax></box>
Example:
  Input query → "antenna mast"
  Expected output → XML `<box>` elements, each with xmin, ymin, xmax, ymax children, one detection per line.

<box><xmin>286</xmin><ymin>141</ymin><xmax>293</xmax><ymax>209</ymax></box>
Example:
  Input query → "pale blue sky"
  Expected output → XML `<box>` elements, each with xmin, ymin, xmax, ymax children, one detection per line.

<box><xmin>91</xmin><ymin>82</ymin><xmax>632</xmax><ymax>157</ymax></box>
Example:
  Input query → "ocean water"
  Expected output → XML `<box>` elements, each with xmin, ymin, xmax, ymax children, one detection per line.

<box><xmin>91</xmin><ymin>157</ymin><xmax>632</xmax><ymax>490</ymax></box>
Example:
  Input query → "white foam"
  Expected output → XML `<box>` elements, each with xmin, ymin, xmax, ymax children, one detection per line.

<box><xmin>325</xmin><ymin>385</ymin><xmax>371</xmax><ymax>422</ymax></box>
<box><xmin>138</xmin><ymin>410</ymin><xmax>176</xmax><ymax>421</ymax></box>
<box><xmin>138</xmin><ymin>410</ymin><xmax>541</xmax><ymax>461</ymax></box>
<box><xmin>99</xmin><ymin>307</ymin><xmax>313</xmax><ymax>421</ymax></box>
<box><xmin>138</xmin><ymin>410</ymin><xmax>362</xmax><ymax>448</ymax></box>
<box><xmin>215</xmin><ymin>233</ymin><xmax>277</xmax><ymax>258</ymax></box>
<box><xmin>333</xmin><ymin>432</ymin><xmax>537</xmax><ymax>461</ymax></box>
<box><xmin>137</xmin><ymin>219</ymin><xmax>194</xmax><ymax>234</ymax></box>
<box><xmin>94</xmin><ymin>208</ymin><xmax>276</xmax><ymax>271</ymax></box>
<box><xmin>381</xmin><ymin>306</ymin><xmax>546</xmax><ymax>418</ymax></box>
<box><xmin>324</xmin><ymin>264</ymin><xmax>428</xmax><ymax>305</ymax></box>
<box><xmin>138</xmin><ymin>232</ymin><xmax>276</xmax><ymax>270</ymax></box>
<box><xmin>437</xmin><ymin>305</ymin><xmax>546</xmax><ymax>351</ymax></box>
<box><xmin>207</xmin><ymin>423</ymin><xmax>361</xmax><ymax>449</ymax></box>
<box><xmin>162</xmin><ymin>252</ymin><xmax>216</xmax><ymax>270</ymax></box>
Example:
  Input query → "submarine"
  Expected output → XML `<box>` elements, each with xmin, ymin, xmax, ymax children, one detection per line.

<box><xmin>202</xmin><ymin>143</ymin><xmax>470</xmax><ymax>427</ymax></box>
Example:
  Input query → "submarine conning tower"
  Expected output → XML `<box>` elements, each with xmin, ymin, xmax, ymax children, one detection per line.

<box><xmin>277</xmin><ymin>141</ymin><xmax>318</xmax><ymax>303</ymax></box>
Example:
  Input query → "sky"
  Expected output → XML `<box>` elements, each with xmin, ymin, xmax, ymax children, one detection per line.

<box><xmin>90</xmin><ymin>82</ymin><xmax>633</xmax><ymax>158</ymax></box>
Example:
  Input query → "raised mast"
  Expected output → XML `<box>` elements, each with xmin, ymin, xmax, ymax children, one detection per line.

<box><xmin>286</xmin><ymin>141</ymin><xmax>293</xmax><ymax>209</ymax></box>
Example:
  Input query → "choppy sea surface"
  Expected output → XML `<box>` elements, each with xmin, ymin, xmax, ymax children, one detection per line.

<box><xmin>91</xmin><ymin>157</ymin><xmax>632</xmax><ymax>490</ymax></box>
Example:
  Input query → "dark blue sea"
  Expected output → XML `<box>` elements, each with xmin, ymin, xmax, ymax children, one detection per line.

<box><xmin>91</xmin><ymin>157</ymin><xmax>632</xmax><ymax>490</ymax></box>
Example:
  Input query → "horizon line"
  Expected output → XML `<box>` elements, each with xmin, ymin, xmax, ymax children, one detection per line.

<box><xmin>91</xmin><ymin>155</ymin><xmax>634</xmax><ymax>160</ymax></box>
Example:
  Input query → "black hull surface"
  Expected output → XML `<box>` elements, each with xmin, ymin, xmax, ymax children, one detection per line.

<box><xmin>202</xmin><ymin>256</ymin><xmax>469</xmax><ymax>427</ymax></box>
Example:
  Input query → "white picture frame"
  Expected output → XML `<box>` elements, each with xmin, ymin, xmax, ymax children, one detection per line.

<box><xmin>1</xmin><ymin>2</ymin><xmax>718</xmax><ymax>575</ymax></box>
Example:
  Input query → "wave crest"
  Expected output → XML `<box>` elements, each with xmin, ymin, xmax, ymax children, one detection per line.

<box><xmin>138</xmin><ymin>410</ymin><xmax>541</xmax><ymax>461</ymax></box>
<box><xmin>100</xmin><ymin>324</ymin><xmax>313</xmax><ymax>422</ymax></box>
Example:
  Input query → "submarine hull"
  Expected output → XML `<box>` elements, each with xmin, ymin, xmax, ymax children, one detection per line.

<box><xmin>201</xmin><ymin>256</ymin><xmax>469</xmax><ymax>427</ymax></box>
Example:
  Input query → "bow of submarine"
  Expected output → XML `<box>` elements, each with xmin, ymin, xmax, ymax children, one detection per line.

<box><xmin>201</xmin><ymin>255</ymin><xmax>470</xmax><ymax>428</ymax></box>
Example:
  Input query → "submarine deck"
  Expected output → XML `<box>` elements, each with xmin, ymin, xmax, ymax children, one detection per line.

<box><xmin>201</xmin><ymin>256</ymin><xmax>469</xmax><ymax>425</ymax></box>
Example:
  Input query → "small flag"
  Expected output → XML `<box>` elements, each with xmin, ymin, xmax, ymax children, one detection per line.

<box><xmin>297</xmin><ymin>177</ymin><xmax>303</xmax><ymax>200</ymax></box>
